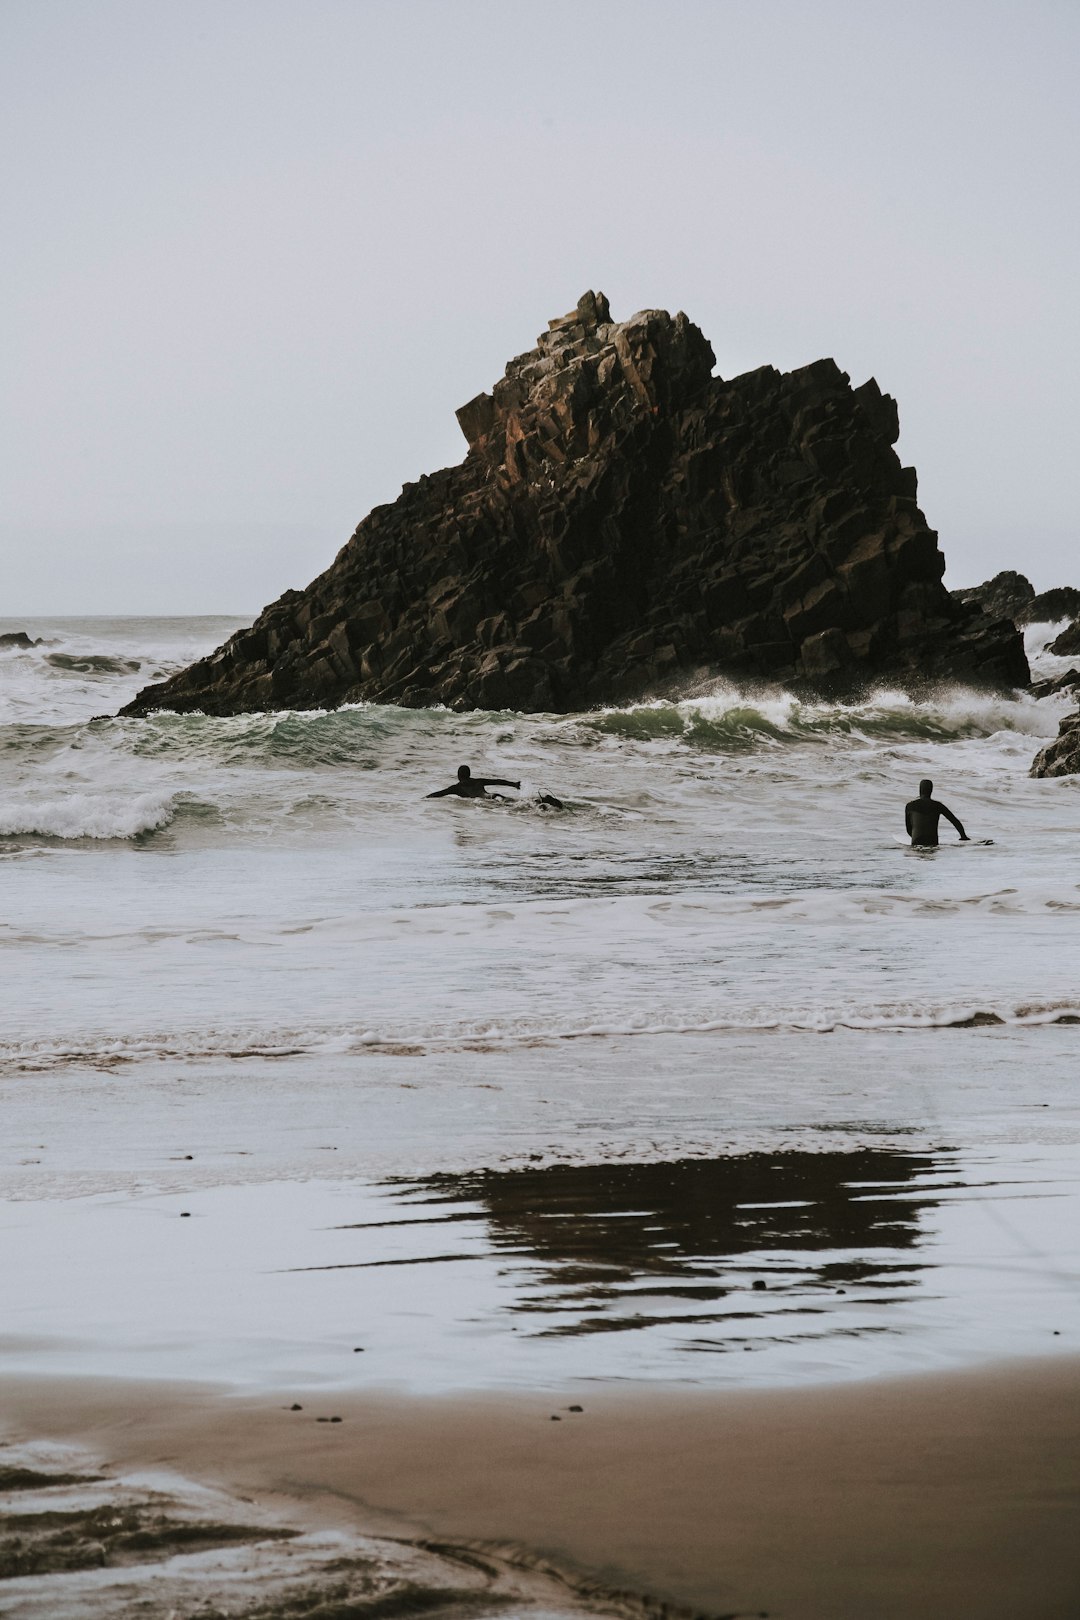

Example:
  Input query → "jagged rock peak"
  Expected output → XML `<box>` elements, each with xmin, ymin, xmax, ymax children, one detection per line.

<box><xmin>954</xmin><ymin>571</ymin><xmax>1080</xmax><ymax>630</ymax></box>
<box><xmin>952</xmin><ymin>571</ymin><xmax>1035</xmax><ymax>624</ymax></box>
<box><xmin>453</xmin><ymin>290</ymin><xmax>716</xmax><ymax>486</ymax></box>
<box><xmin>121</xmin><ymin>293</ymin><xmax>1028</xmax><ymax>719</ymax></box>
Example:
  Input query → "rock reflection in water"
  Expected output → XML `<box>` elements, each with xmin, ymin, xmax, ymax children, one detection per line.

<box><xmin>389</xmin><ymin>1151</ymin><xmax>939</xmax><ymax>1347</ymax></box>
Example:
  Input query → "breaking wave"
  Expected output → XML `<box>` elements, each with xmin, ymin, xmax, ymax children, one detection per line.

<box><xmin>0</xmin><ymin>790</ymin><xmax>180</xmax><ymax>840</ymax></box>
<box><xmin>585</xmin><ymin>685</ymin><xmax>1061</xmax><ymax>751</ymax></box>
<box><xmin>3</xmin><ymin>684</ymin><xmax>1064</xmax><ymax>778</ymax></box>
<box><xmin>3</xmin><ymin>996</ymin><xmax>1078</xmax><ymax>1074</ymax></box>
<box><xmin>44</xmin><ymin>651</ymin><xmax>142</xmax><ymax>675</ymax></box>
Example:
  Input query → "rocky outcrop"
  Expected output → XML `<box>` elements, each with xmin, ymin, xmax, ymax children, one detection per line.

<box><xmin>1048</xmin><ymin>621</ymin><xmax>1080</xmax><ymax>657</ymax></box>
<box><xmin>954</xmin><ymin>576</ymin><xmax>1080</xmax><ymax>632</ymax></box>
<box><xmin>121</xmin><ymin>292</ymin><xmax>1028</xmax><ymax>718</ymax></box>
<box><xmin>1032</xmin><ymin>612</ymin><xmax>1080</xmax><ymax>771</ymax></box>
<box><xmin>1029</xmin><ymin>666</ymin><xmax>1080</xmax><ymax>700</ymax></box>
<box><xmin>952</xmin><ymin>571</ymin><xmax>1035</xmax><ymax>624</ymax></box>
<box><xmin>1027</xmin><ymin>586</ymin><xmax>1080</xmax><ymax>625</ymax></box>
<box><xmin>0</xmin><ymin>631</ymin><xmax>40</xmax><ymax>649</ymax></box>
<box><xmin>1031</xmin><ymin>711</ymin><xmax>1080</xmax><ymax>776</ymax></box>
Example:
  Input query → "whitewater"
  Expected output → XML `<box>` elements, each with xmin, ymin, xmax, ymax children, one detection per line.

<box><xmin>2</xmin><ymin>613</ymin><xmax>1079</xmax><ymax>1394</ymax></box>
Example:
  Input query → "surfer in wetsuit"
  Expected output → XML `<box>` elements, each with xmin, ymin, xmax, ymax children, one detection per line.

<box><xmin>426</xmin><ymin>765</ymin><xmax>522</xmax><ymax>800</ymax></box>
<box><xmin>425</xmin><ymin>765</ymin><xmax>564</xmax><ymax>807</ymax></box>
<box><xmin>905</xmin><ymin>779</ymin><xmax>969</xmax><ymax>847</ymax></box>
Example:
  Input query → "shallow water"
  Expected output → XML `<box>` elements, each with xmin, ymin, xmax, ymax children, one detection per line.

<box><xmin>5</xmin><ymin>1131</ymin><xmax>1078</xmax><ymax>1393</ymax></box>
<box><xmin>1</xmin><ymin>615</ymin><xmax>1078</xmax><ymax>1393</ymax></box>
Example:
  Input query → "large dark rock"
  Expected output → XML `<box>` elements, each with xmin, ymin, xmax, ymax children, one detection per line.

<box><xmin>1025</xmin><ymin>586</ymin><xmax>1080</xmax><ymax>626</ymax></box>
<box><xmin>952</xmin><ymin>571</ymin><xmax>1035</xmax><ymax>624</ymax></box>
<box><xmin>0</xmin><ymin>631</ymin><xmax>41</xmax><ymax>649</ymax></box>
<box><xmin>1031</xmin><ymin>710</ymin><xmax>1080</xmax><ymax>777</ymax></box>
<box><xmin>1029</xmin><ymin>666</ymin><xmax>1080</xmax><ymax>700</ymax></box>
<box><xmin>1048</xmin><ymin>621</ymin><xmax>1080</xmax><ymax>657</ymax></box>
<box><xmin>121</xmin><ymin>293</ymin><xmax>1028</xmax><ymax>717</ymax></box>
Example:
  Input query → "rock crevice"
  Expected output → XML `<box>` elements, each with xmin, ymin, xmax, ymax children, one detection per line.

<box><xmin>122</xmin><ymin>293</ymin><xmax>1027</xmax><ymax>717</ymax></box>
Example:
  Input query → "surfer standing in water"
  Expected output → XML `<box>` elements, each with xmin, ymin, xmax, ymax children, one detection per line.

<box><xmin>905</xmin><ymin>779</ymin><xmax>969</xmax><ymax>847</ymax></box>
<box><xmin>426</xmin><ymin>765</ymin><xmax>563</xmax><ymax>807</ymax></box>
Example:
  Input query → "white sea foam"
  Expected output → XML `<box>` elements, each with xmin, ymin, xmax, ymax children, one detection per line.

<box><xmin>3</xmin><ymin>990</ymin><xmax>1078</xmax><ymax>1077</ymax></box>
<box><xmin>1025</xmin><ymin>617</ymin><xmax>1076</xmax><ymax>670</ymax></box>
<box><xmin>0</xmin><ymin>790</ymin><xmax>178</xmax><ymax>840</ymax></box>
<box><xmin>586</xmin><ymin>681</ymin><xmax>1066</xmax><ymax>752</ymax></box>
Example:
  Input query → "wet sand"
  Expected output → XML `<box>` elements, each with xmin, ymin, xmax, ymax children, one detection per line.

<box><xmin>4</xmin><ymin>1355</ymin><xmax>1079</xmax><ymax>1619</ymax></box>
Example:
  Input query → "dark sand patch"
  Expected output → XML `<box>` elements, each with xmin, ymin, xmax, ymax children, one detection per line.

<box><xmin>0</xmin><ymin>1466</ymin><xmax>100</xmax><ymax>1492</ymax></box>
<box><xmin>3</xmin><ymin>1357</ymin><xmax>1080</xmax><ymax>1618</ymax></box>
<box><xmin>0</xmin><ymin>1436</ymin><xmax>685</xmax><ymax>1620</ymax></box>
<box><xmin>0</xmin><ymin>1499</ymin><xmax>295</xmax><ymax>1579</ymax></box>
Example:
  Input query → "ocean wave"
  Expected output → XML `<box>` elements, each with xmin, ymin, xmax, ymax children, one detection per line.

<box><xmin>0</xmin><ymin>639</ymin><xmax>144</xmax><ymax>676</ymax></box>
<box><xmin>0</xmin><ymin>1029</ymin><xmax>315</xmax><ymax>1072</ymax></box>
<box><xmin>1025</xmin><ymin>617</ymin><xmax>1077</xmax><ymax>671</ymax></box>
<box><xmin>585</xmin><ymin>685</ymin><xmax>1061</xmax><ymax>752</ymax></box>
<box><xmin>44</xmin><ymin>651</ymin><xmax>142</xmax><ymax>675</ymax></box>
<box><xmin>2</xmin><ymin>883</ymin><xmax>1078</xmax><ymax>951</ymax></box>
<box><xmin>1</xmin><ymin>670</ymin><xmax>1065</xmax><ymax>776</ymax></box>
<box><xmin>52</xmin><ymin>685</ymin><xmax>1073</xmax><ymax>774</ymax></box>
<box><xmin>0</xmin><ymin>790</ymin><xmax>179</xmax><ymax>840</ymax></box>
<box><xmin>331</xmin><ymin>1000</ymin><xmax>1080</xmax><ymax>1046</ymax></box>
<box><xmin>0</xmin><ymin>618</ymin><xmax>251</xmax><ymax>729</ymax></box>
<box><xmin>257</xmin><ymin>884</ymin><xmax>1080</xmax><ymax>934</ymax></box>
<box><xmin>125</xmin><ymin>703</ymin><xmax>399</xmax><ymax>765</ymax></box>
<box><xmin>2</xmin><ymin>997</ymin><xmax>1077</xmax><ymax>1074</ymax></box>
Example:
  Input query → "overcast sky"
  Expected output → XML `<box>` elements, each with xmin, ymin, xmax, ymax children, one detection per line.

<box><xmin>3</xmin><ymin>0</ymin><xmax>1078</xmax><ymax>614</ymax></box>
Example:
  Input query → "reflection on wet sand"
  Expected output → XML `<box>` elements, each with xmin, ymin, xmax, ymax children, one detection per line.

<box><xmin>346</xmin><ymin>1151</ymin><xmax>942</xmax><ymax>1356</ymax></box>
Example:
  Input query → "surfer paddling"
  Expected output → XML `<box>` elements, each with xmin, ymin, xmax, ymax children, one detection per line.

<box><xmin>426</xmin><ymin>764</ymin><xmax>563</xmax><ymax>808</ymax></box>
<box><xmin>427</xmin><ymin>765</ymin><xmax>520</xmax><ymax>800</ymax></box>
<box><xmin>905</xmin><ymin>779</ymin><xmax>969</xmax><ymax>847</ymax></box>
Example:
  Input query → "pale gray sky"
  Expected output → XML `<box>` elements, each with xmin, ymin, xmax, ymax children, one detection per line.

<box><xmin>3</xmin><ymin>0</ymin><xmax>1078</xmax><ymax>613</ymax></box>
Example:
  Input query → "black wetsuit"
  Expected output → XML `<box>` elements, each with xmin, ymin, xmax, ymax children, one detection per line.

<box><xmin>905</xmin><ymin>794</ymin><xmax>968</xmax><ymax>847</ymax></box>
<box><xmin>426</xmin><ymin>776</ymin><xmax>520</xmax><ymax>800</ymax></box>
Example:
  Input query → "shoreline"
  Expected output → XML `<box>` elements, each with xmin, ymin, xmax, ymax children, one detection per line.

<box><xmin>4</xmin><ymin>1354</ymin><xmax>1079</xmax><ymax>1618</ymax></box>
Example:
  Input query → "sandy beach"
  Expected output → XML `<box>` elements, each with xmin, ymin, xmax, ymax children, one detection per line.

<box><xmin>3</xmin><ymin>1355</ymin><xmax>1079</xmax><ymax>1618</ymax></box>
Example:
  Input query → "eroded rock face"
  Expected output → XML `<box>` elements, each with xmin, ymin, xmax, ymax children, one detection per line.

<box><xmin>1026</xmin><ymin>586</ymin><xmax>1080</xmax><ymax>625</ymax></box>
<box><xmin>121</xmin><ymin>292</ymin><xmax>1027</xmax><ymax>717</ymax></box>
<box><xmin>952</xmin><ymin>571</ymin><xmax>1035</xmax><ymax>624</ymax></box>
<box><xmin>1048</xmin><ymin>621</ymin><xmax>1080</xmax><ymax>658</ymax></box>
<box><xmin>1031</xmin><ymin>711</ymin><xmax>1080</xmax><ymax>776</ymax></box>
<box><xmin>1029</xmin><ymin>666</ymin><xmax>1080</xmax><ymax>700</ymax></box>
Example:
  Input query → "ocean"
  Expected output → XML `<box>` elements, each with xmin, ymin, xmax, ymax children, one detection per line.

<box><xmin>2</xmin><ymin>613</ymin><xmax>1079</xmax><ymax>1398</ymax></box>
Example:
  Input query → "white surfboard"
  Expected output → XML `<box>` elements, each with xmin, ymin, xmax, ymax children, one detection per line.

<box><xmin>892</xmin><ymin>835</ymin><xmax>994</xmax><ymax>847</ymax></box>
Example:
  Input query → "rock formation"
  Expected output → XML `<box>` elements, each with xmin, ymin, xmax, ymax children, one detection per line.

<box><xmin>1027</xmin><ymin>586</ymin><xmax>1080</xmax><ymax>625</ymax></box>
<box><xmin>121</xmin><ymin>293</ymin><xmax>1027</xmax><ymax>718</ymax></box>
<box><xmin>1031</xmin><ymin>604</ymin><xmax>1080</xmax><ymax>774</ymax></box>
<box><xmin>952</xmin><ymin>571</ymin><xmax>1035</xmax><ymax>624</ymax></box>
<box><xmin>1048</xmin><ymin>621</ymin><xmax>1080</xmax><ymax>658</ymax></box>
<box><xmin>1029</xmin><ymin>666</ymin><xmax>1080</xmax><ymax>700</ymax></box>
<box><xmin>956</xmin><ymin>573</ymin><xmax>1080</xmax><ymax>632</ymax></box>
<box><xmin>1029</xmin><ymin>596</ymin><xmax>1080</xmax><ymax>772</ymax></box>
<box><xmin>0</xmin><ymin>631</ymin><xmax>41</xmax><ymax>649</ymax></box>
<box><xmin>1031</xmin><ymin>710</ymin><xmax>1080</xmax><ymax>776</ymax></box>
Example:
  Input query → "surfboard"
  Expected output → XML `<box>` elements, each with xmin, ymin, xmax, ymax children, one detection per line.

<box><xmin>892</xmin><ymin>835</ymin><xmax>994</xmax><ymax>847</ymax></box>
